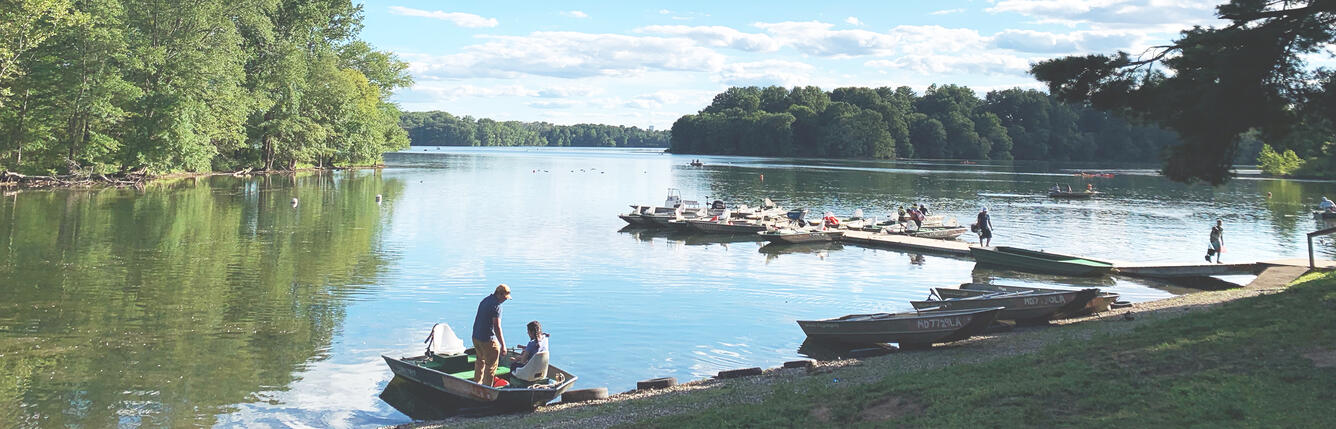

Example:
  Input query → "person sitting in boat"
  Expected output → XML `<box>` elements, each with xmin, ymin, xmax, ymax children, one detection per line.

<box><xmin>1051</xmin><ymin>184</ymin><xmax>1061</xmax><ymax>193</ymax></box>
<box><xmin>822</xmin><ymin>212</ymin><xmax>840</xmax><ymax>229</ymax></box>
<box><xmin>508</xmin><ymin>320</ymin><xmax>551</xmax><ymax>382</ymax></box>
<box><xmin>1322</xmin><ymin>196</ymin><xmax>1335</xmax><ymax>212</ymax></box>
<box><xmin>1086</xmin><ymin>183</ymin><xmax>1094</xmax><ymax>192</ymax></box>
<box><xmin>907</xmin><ymin>207</ymin><xmax>924</xmax><ymax>228</ymax></box>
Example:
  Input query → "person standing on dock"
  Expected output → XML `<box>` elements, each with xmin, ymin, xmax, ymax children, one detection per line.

<box><xmin>471</xmin><ymin>284</ymin><xmax>511</xmax><ymax>386</ymax></box>
<box><xmin>1207</xmin><ymin>220</ymin><xmax>1225</xmax><ymax>263</ymax></box>
<box><xmin>976</xmin><ymin>207</ymin><xmax>993</xmax><ymax>247</ymax></box>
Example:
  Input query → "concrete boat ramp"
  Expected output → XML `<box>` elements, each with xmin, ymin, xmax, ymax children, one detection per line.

<box><xmin>834</xmin><ymin>230</ymin><xmax>1333</xmax><ymax>288</ymax></box>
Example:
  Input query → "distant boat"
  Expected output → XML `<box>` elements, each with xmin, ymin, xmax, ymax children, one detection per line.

<box><xmin>797</xmin><ymin>307</ymin><xmax>1003</xmax><ymax>347</ymax></box>
<box><xmin>912</xmin><ymin>287</ymin><xmax>1100</xmax><ymax>322</ymax></box>
<box><xmin>1048</xmin><ymin>190</ymin><xmax>1098</xmax><ymax>199</ymax></box>
<box><xmin>954</xmin><ymin>283</ymin><xmax>1120</xmax><ymax>317</ymax></box>
<box><xmin>970</xmin><ymin>246</ymin><xmax>1115</xmax><ymax>277</ymax></box>
<box><xmin>1313</xmin><ymin>211</ymin><xmax>1336</xmax><ymax>220</ymax></box>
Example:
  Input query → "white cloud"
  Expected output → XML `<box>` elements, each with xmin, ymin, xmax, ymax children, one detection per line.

<box><xmin>752</xmin><ymin>22</ymin><xmax>985</xmax><ymax>58</ymax></box>
<box><xmin>866</xmin><ymin>53</ymin><xmax>1032</xmax><ymax>76</ymax></box>
<box><xmin>987</xmin><ymin>0</ymin><xmax>1220</xmax><ymax>31</ymax></box>
<box><xmin>636</xmin><ymin>25</ymin><xmax>780</xmax><ymax>52</ymax></box>
<box><xmin>658</xmin><ymin>9</ymin><xmax>671</xmax><ymax>15</ymax></box>
<box><xmin>405</xmin><ymin>32</ymin><xmax>726</xmax><ymax>79</ymax></box>
<box><xmin>406</xmin><ymin>83</ymin><xmax>535</xmax><ymax>101</ymax></box>
<box><xmin>845</xmin><ymin>17</ymin><xmax>864</xmax><ymax>26</ymax></box>
<box><xmin>529</xmin><ymin>100</ymin><xmax>579</xmax><ymax>109</ymax></box>
<box><xmin>717</xmin><ymin>60</ymin><xmax>815</xmax><ymax>87</ymax></box>
<box><xmin>930</xmin><ymin>8</ymin><xmax>965</xmax><ymax>16</ymax></box>
<box><xmin>989</xmin><ymin>29</ymin><xmax>1150</xmax><ymax>54</ymax></box>
<box><xmin>388</xmin><ymin>6</ymin><xmax>499</xmax><ymax>28</ymax></box>
<box><xmin>561</xmin><ymin>10</ymin><xmax>589</xmax><ymax>19</ymax></box>
<box><xmin>536</xmin><ymin>86</ymin><xmax>601</xmax><ymax>98</ymax></box>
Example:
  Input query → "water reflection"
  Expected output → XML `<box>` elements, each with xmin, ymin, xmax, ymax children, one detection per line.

<box><xmin>0</xmin><ymin>171</ymin><xmax>401</xmax><ymax>427</ymax></box>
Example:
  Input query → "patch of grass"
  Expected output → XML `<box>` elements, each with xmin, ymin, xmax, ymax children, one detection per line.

<box><xmin>634</xmin><ymin>272</ymin><xmax>1336</xmax><ymax>428</ymax></box>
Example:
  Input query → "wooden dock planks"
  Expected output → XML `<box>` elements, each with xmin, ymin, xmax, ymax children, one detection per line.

<box><xmin>838</xmin><ymin>230</ymin><xmax>972</xmax><ymax>256</ymax></box>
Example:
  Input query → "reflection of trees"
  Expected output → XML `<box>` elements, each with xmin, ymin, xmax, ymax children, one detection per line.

<box><xmin>0</xmin><ymin>170</ymin><xmax>401</xmax><ymax>427</ymax></box>
<box><xmin>1259</xmin><ymin>179</ymin><xmax>1304</xmax><ymax>241</ymax></box>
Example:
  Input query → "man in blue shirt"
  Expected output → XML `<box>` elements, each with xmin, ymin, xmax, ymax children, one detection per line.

<box><xmin>471</xmin><ymin>284</ymin><xmax>510</xmax><ymax>386</ymax></box>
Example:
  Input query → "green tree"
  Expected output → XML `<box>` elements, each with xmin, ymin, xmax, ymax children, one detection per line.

<box><xmin>1031</xmin><ymin>0</ymin><xmax>1336</xmax><ymax>184</ymax></box>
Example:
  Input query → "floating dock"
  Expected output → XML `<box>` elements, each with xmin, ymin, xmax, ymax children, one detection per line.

<box><xmin>838</xmin><ymin>230</ymin><xmax>972</xmax><ymax>256</ymax></box>
<box><xmin>835</xmin><ymin>230</ymin><xmax>1335</xmax><ymax>284</ymax></box>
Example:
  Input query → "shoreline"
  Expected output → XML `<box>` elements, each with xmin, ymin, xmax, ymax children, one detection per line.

<box><xmin>396</xmin><ymin>279</ymin><xmax>1297</xmax><ymax>429</ymax></box>
<box><xmin>0</xmin><ymin>165</ymin><xmax>386</xmax><ymax>191</ymax></box>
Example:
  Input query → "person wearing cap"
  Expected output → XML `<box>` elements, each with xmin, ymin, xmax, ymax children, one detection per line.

<box><xmin>471</xmin><ymin>284</ymin><xmax>510</xmax><ymax>386</ymax></box>
<box><xmin>976</xmin><ymin>207</ymin><xmax>993</xmax><ymax>247</ymax></box>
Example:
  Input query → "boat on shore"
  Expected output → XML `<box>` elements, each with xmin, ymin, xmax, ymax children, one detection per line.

<box><xmin>953</xmin><ymin>283</ymin><xmax>1120</xmax><ymax>317</ymax></box>
<box><xmin>382</xmin><ymin>353</ymin><xmax>577</xmax><ymax>411</ymax></box>
<box><xmin>797</xmin><ymin>307</ymin><xmax>1004</xmax><ymax>347</ymax></box>
<box><xmin>912</xmin><ymin>287</ymin><xmax>1099</xmax><ymax>322</ymax></box>
<box><xmin>970</xmin><ymin>246</ymin><xmax>1115</xmax><ymax>277</ymax></box>
<box><xmin>1048</xmin><ymin>190</ymin><xmax>1099</xmax><ymax>199</ymax></box>
<box><xmin>382</xmin><ymin>324</ymin><xmax>576</xmax><ymax>412</ymax></box>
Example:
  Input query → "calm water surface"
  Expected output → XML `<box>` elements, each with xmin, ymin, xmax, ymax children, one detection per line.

<box><xmin>3</xmin><ymin>147</ymin><xmax>1336</xmax><ymax>427</ymax></box>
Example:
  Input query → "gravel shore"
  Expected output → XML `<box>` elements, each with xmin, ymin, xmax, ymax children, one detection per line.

<box><xmin>393</xmin><ymin>282</ymin><xmax>1292</xmax><ymax>429</ymax></box>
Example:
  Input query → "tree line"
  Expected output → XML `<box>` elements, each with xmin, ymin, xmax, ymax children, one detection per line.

<box><xmin>400</xmin><ymin>111</ymin><xmax>670</xmax><ymax>148</ymax></box>
<box><xmin>0</xmin><ymin>0</ymin><xmax>412</xmax><ymax>176</ymax></box>
<box><xmin>669</xmin><ymin>85</ymin><xmax>1180</xmax><ymax>162</ymax></box>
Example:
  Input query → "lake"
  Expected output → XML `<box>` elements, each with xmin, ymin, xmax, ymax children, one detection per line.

<box><xmin>3</xmin><ymin>147</ymin><xmax>1335</xmax><ymax>427</ymax></box>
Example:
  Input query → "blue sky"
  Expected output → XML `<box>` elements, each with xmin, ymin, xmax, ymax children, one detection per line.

<box><xmin>360</xmin><ymin>0</ymin><xmax>1225</xmax><ymax>129</ymax></box>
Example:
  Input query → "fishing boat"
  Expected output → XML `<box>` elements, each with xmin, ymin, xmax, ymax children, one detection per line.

<box><xmin>687</xmin><ymin>218</ymin><xmax>769</xmax><ymax>234</ymax></box>
<box><xmin>912</xmin><ymin>287</ymin><xmax>1100</xmax><ymax>322</ymax></box>
<box><xmin>757</xmin><ymin>228</ymin><xmax>844</xmax><ymax>244</ymax></box>
<box><xmin>620</xmin><ymin>189</ymin><xmax>686</xmax><ymax>226</ymax></box>
<box><xmin>1048</xmin><ymin>190</ymin><xmax>1098</xmax><ymax>199</ymax></box>
<box><xmin>797</xmin><ymin>307</ymin><xmax>1004</xmax><ymax>347</ymax></box>
<box><xmin>1314</xmin><ymin>211</ymin><xmax>1336</xmax><ymax>220</ymax></box>
<box><xmin>909</xmin><ymin>226</ymin><xmax>969</xmax><ymax>240</ymax></box>
<box><xmin>382</xmin><ymin>324</ymin><xmax>577</xmax><ymax>411</ymax></box>
<box><xmin>970</xmin><ymin>246</ymin><xmax>1115</xmax><ymax>277</ymax></box>
<box><xmin>954</xmin><ymin>283</ymin><xmax>1120</xmax><ymax>317</ymax></box>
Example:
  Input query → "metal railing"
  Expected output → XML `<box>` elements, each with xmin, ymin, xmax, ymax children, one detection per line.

<box><xmin>1307</xmin><ymin>226</ymin><xmax>1336</xmax><ymax>268</ymax></box>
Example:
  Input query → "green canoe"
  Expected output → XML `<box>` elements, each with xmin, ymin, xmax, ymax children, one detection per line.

<box><xmin>970</xmin><ymin>246</ymin><xmax>1114</xmax><ymax>277</ymax></box>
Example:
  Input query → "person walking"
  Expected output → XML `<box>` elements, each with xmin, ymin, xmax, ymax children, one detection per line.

<box><xmin>976</xmin><ymin>207</ymin><xmax>993</xmax><ymax>247</ymax></box>
<box><xmin>1206</xmin><ymin>220</ymin><xmax>1224</xmax><ymax>263</ymax></box>
<box><xmin>471</xmin><ymin>284</ymin><xmax>511</xmax><ymax>386</ymax></box>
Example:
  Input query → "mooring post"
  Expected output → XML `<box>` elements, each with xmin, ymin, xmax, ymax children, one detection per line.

<box><xmin>1310</xmin><ymin>235</ymin><xmax>1315</xmax><ymax>269</ymax></box>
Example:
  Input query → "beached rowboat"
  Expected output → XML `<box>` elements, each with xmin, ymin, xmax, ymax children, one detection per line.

<box><xmin>382</xmin><ymin>353</ymin><xmax>577</xmax><ymax>411</ymax></box>
<box><xmin>970</xmin><ymin>246</ymin><xmax>1115</xmax><ymax>277</ymax></box>
<box><xmin>912</xmin><ymin>287</ymin><xmax>1099</xmax><ymax>322</ymax></box>
<box><xmin>797</xmin><ymin>307</ymin><xmax>1004</xmax><ymax>347</ymax></box>
<box><xmin>954</xmin><ymin>283</ymin><xmax>1120</xmax><ymax>317</ymax></box>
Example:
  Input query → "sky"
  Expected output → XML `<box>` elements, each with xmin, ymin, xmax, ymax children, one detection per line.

<box><xmin>360</xmin><ymin>0</ymin><xmax>1227</xmax><ymax>129</ymax></box>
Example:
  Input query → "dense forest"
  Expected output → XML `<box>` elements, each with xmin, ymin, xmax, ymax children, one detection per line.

<box><xmin>0</xmin><ymin>0</ymin><xmax>411</xmax><ymax>176</ymax></box>
<box><xmin>400</xmin><ymin>111</ymin><xmax>670</xmax><ymax>148</ymax></box>
<box><xmin>669</xmin><ymin>85</ymin><xmax>1181</xmax><ymax>162</ymax></box>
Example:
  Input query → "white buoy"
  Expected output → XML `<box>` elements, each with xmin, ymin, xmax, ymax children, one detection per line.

<box><xmin>291</xmin><ymin>197</ymin><xmax>299</xmax><ymax>207</ymax></box>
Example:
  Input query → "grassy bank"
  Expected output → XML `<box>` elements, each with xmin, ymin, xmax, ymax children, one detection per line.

<box><xmin>639</xmin><ymin>272</ymin><xmax>1336</xmax><ymax>427</ymax></box>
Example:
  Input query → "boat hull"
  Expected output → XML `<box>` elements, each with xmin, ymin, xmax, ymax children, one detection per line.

<box><xmin>956</xmin><ymin>283</ymin><xmax>1119</xmax><ymax>317</ymax></box>
<box><xmin>688</xmin><ymin>220</ymin><xmax>767</xmax><ymax>234</ymax></box>
<box><xmin>970</xmin><ymin>246</ymin><xmax>1114</xmax><ymax>277</ymax></box>
<box><xmin>382</xmin><ymin>354</ymin><xmax>577</xmax><ymax>411</ymax></box>
<box><xmin>618</xmin><ymin>214</ymin><xmax>651</xmax><ymax>226</ymax></box>
<box><xmin>914</xmin><ymin>288</ymin><xmax>1099</xmax><ymax>322</ymax></box>
<box><xmin>797</xmin><ymin>307</ymin><xmax>1002</xmax><ymax>346</ymax></box>
<box><xmin>758</xmin><ymin>230</ymin><xmax>844</xmax><ymax>244</ymax></box>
